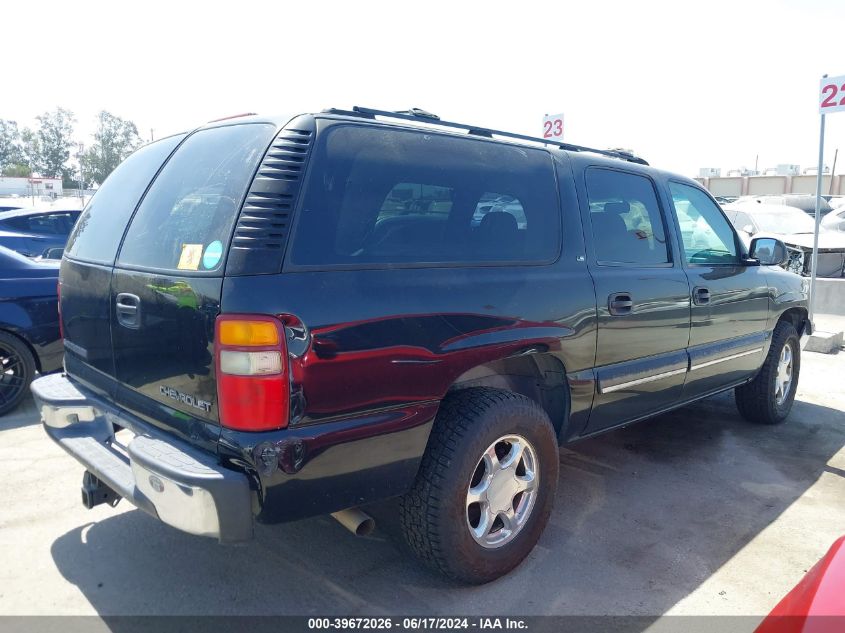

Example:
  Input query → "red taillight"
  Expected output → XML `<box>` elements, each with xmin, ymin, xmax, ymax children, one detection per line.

<box><xmin>57</xmin><ymin>281</ymin><xmax>63</xmax><ymax>340</ymax></box>
<box><xmin>214</xmin><ymin>314</ymin><xmax>289</xmax><ymax>431</ymax></box>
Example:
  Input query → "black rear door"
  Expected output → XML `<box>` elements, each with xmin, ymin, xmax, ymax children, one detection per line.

<box><xmin>60</xmin><ymin>134</ymin><xmax>185</xmax><ymax>397</ymax></box>
<box><xmin>109</xmin><ymin>122</ymin><xmax>275</xmax><ymax>445</ymax></box>
<box><xmin>578</xmin><ymin>166</ymin><xmax>692</xmax><ymax>433</ymax></box>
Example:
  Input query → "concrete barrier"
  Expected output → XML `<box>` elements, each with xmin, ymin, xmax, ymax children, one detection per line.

<box><xmin>813</xmin><ymin>278</ymin><xmax>845</xmax><ymax>317</ymax></box>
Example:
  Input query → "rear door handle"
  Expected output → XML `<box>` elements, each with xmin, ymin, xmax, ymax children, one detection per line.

<box><xmin>693</xmin><ymin>287</ymin><xmax>711</xmax><ymax>306</ymax></box>
<box><xmin>608</xmin><ymin>292</ymin><xmax>634</xmax><ymax>316</ymax></box>
<box><xmin>116</xmin><ymin>293</ymin><xmax>141</xmax><ymax>329</ymax></box>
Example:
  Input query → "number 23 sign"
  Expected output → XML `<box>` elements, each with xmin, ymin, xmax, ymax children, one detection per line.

<box><xmin>542</xmin><ymin>113</ymin><xmax>564</xmax><ymax>140</ymax></box>
<box><xmin>820</xmin><ymin>75</ymin><xmax>845</xmax><ymax>114</ymax></box>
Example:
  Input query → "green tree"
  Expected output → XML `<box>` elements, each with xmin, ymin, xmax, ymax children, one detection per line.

<box><xmin>0</xmin><ymin>119</ymin><xmax>23</xmax><ymax>168</ymax></box>
<box><xmin>19</xmin><ymin>128</ymin><xmax>42</xmax><ymax>174</ymax></box>
<box><xmin>35</xmin><ymin>107</ymin><xmax>76</xmax><ymax>179</ymax></box>
<box><xmin>0</xmin><ymin>163</ymin><xmax>31</xmax><ymax>177</ymax></box>
<box><xmin>81</xmin><ymin>111</ymin><xmax>141</xmax><ymax>184</ymax></box>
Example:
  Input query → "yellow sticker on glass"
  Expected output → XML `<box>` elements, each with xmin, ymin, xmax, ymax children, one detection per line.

<box><xmin>177</xmin><ymin>244</ymin><xmax>203</xmax><ymax>271</ymax></box>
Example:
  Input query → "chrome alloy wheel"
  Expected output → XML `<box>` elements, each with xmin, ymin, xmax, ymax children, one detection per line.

<box><xmin>775</xmin><ymin>344</ymin><xmax>793</xmax><ymax>406</ymax></box>
<box><xmin>466</xmin><ymin>434</ymin><xmax>539</xmax><ymax>549</ymax></box>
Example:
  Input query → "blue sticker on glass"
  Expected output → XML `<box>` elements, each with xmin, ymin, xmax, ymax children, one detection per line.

<box><xmin>202</xmin><ymin>240</ymin><xmax>223</xmax><ymax>269</ymax></box>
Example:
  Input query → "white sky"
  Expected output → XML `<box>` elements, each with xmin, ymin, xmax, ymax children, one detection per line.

<box><xmin>4</xmin><ymin>0</ymin><xmax>845</xmax><ymax>177</ymax></box>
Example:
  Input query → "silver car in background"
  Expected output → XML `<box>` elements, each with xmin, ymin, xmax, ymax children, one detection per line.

<box><xmin>724</xmin><ymin>202</ymin><xmax>845</xmax><ymax>277</ymax></box>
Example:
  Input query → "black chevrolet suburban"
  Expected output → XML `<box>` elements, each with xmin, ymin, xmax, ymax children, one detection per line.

<box><xmin>32</xmin><ymin>107</ymin><xmax>810</xmax><ymax>583</ymax></box>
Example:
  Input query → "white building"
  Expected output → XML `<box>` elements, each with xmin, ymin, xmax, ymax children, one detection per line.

<box><xmin>0</xmin><ymin>176</ymin><xmax>63</xmax><ymax>198</ymax></box>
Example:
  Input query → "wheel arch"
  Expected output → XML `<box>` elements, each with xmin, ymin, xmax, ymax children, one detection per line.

<box><xmin>445</xmin><ymin>352</ymin><xmax>570</xmax><ymax>439</ymax></box>
<box><xmin>777</xmin><ymin>306</ymin><xmax>810</xmax><ymax>337</ymax></box>
<box><xmin>0</xmin><ymin>326</ymin><xmax>41</xmax><ymax>373</ymax></box>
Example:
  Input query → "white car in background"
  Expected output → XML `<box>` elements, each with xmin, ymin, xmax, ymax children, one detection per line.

<box><xmin>822</xmin><ymin>204</ymin><xmax>845</xmax><ymax>233</ymax></box>
<box><xmin>724</xmin><ymin>202</ymin><xmax>845</xmax><ymax>277</ymax></box>
<box><xmin>734</xmin><ymin>194</ymin><xmax>834</xmax><ymax>218</ymax></box>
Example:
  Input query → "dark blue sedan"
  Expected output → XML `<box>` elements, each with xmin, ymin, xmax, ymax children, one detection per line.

<box><xmin>0</xmin><ymin>246</ymin><xmax>61</xmax><ymax>414</ymax></box>
<box><xmin>0</xmin><ymin>208</ymin><xmax>81</xmax><ymax>258</ymax></box>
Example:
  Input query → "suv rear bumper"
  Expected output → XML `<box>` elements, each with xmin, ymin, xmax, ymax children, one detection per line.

<box><xmin>32</xmin><ymin>373</ymin><xmax>254</xmax><ymax>544</ymax></box>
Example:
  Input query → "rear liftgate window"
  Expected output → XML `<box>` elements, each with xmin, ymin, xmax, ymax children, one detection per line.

<box><xmin>65</xmin><ymin>134</ymin><xmax>185</xmax><ymax>265</ymax></box>
<box><xmin>289</xmin><ymin>125</ymin><xmax>561</xmax><ymax>267</ymax></box>
<box><xmin>117</xmin><ymin>123</ymin><xmax>275</xmax><ymax>273</ymax></box>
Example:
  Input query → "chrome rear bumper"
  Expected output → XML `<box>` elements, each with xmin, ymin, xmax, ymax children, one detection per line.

<box><xmin>32</xmin><ymin>373</ymin><xmax>254</xmax><ymax>544</ymax></box>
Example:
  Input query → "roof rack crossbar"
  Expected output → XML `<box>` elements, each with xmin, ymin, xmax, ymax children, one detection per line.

<box><xmin>321</xmin><ymin>106</ymin><xmax>648</xmax><ymax>166</ymax></box>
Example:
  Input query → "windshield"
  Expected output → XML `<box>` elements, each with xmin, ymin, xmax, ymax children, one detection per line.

<box><xmin>752</xmin><ymin>210</ymin><xmax>816</xmax><ymax>234</ymax></box>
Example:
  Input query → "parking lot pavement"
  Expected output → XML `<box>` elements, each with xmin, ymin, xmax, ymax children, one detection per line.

<box><xmin>0</xmin><ymin>350</ymin><xmax>843</xmax><ymax>618</ymax></box>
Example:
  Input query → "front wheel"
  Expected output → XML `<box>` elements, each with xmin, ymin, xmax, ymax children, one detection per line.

<box><xmin>400</xmin><ymin>388</ymin><xmax>559</xmax><ymax>584</ymax></box>
<box><xmin>735</xmin><ymin>321</ymin><xmax>800</xmax><ymax>425</ymax></box>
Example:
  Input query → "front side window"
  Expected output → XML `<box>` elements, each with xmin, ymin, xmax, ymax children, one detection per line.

<box><xmin>117</xmin><ymin>123</ymin><xmax>274</xmax><ymax>273</ymax></box>
<box><xmin>585</xmin><ymin>168</ymin><xmax>669</xmax><ymax>265</ymax></box>
<box><xmin>289</xmin><ymin>125</ymin><xmax>560</xmax><ymax>267</ymax></box>
<box><xmin>669</xmin><ymin>182</ymin><xmax>739</xmax><ymax>264</ymax></box>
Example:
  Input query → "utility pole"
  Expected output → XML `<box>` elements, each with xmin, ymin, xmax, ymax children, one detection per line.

<box><xmin>77</xmin><ymin>143</ymin><xmax>85</xmax><ymax>203</ymax></box>
<box><xmin>829</xmin><ymin>148</ymin><xmax>838</xmax><ymax>195</ymax></box>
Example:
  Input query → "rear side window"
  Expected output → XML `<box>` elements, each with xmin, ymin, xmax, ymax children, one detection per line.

<box><xmin>585</xmin><ymin>168</ymin><xmax>669</xmax><ymax>265</ymax></box>
<box><xmin>65</xmin><ymin>135</ymin><xmax>184</xmax><ymax>264</ymax></box>
<box><xmin>289</xmin><ymin>125</ymin><xmax>560</xmax><ymax>267</ymax></box>
<box><xmin>117</xmin><ymin>123</ymin><xmax>274</xmax><ymax>273</ymax></box>
<box><xmin>1</xmin><ymin>213</ymin><xmax>75</xmax><ymax>235</ymax></box>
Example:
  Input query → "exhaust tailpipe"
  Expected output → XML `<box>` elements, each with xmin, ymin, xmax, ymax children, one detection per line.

<box><xmin>331</xmin><ymin>508</ymin><xmax>375</xmax><ymax>536</ymax></box>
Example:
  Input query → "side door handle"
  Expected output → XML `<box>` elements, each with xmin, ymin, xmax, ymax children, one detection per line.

<box><xmin>116</xmin><ymin>293</ymin><xmax>142</xmax><ymax>329</ymax></box>
<box><xmin>693</xmin><ymin>287</ymin><xmax>711</xmax><ymax>306</ymax></box>
<box><xmin>608</xmin><ymin>292</ymin><xmax>634</xmax><ymax>316</ymax></box>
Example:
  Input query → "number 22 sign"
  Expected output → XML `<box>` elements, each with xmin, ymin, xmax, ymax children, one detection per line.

<box><xmin>820</xmin><ymin>75</ymin><xmax>845</xmax><ymax>114</ymax></box>
<box><xmin>542</xmin><ymin>113</ymin><xmax>564</xmax><ymax>141</ymax></box>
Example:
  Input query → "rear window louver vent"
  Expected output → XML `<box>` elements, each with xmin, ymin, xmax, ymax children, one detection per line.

<box><xmin>225</xmin><ymin>116</ymin><xmax>316</xmax><ymax>275</ymax></box>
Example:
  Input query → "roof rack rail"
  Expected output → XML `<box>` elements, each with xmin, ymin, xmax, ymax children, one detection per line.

<box><xmin>321</xmin><ymin>106</ymin><xmax>648</xmax><ymax>166</ymax></box>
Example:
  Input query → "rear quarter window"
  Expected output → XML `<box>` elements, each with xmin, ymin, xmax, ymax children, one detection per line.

<box><xmin>116</xmin><ymin>123</ymin><xmax>275</xmax><ymax>273</ymax></box>
<box><xmin>65</xmin><ymin>134</ymin><xmax>185</xmax><ymax>264</ymax></box>
<box><xmin>289</xmin><ymin>125</ymin><xmax>561</xmax><ymax>268</ymax></box>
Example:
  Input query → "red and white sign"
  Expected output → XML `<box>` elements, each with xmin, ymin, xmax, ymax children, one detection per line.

<box><xmin>542</xmin><ymin>113</ymin><xmax>564</xmax><ymax>141</ymax></box>
<box><xmin>819</xmin><ymin>75</ymin><xmax>845</xmax><ymax>114</ymax></box>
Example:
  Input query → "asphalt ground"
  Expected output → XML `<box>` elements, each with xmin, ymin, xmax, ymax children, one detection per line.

<box><xmin>1</xmin><ymin>346</ymin><xmax>843</xmax><ymax>619</ymax></box>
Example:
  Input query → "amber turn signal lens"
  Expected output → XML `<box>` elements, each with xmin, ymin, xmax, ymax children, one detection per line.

<box><xmin>218</xmin><ymin>320</ymin><xmax>279</xmax><ymax>346</ymax></box>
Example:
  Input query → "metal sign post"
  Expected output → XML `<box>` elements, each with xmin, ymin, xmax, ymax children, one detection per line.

<box><xmin>809</xmin><ymin>105</ymin><xmax>825</xmax><ymax>325</ymax></box>
<box><xmin>810</xmin><ymin>73</ymin><xmax>845</xmax><ymax>324</ymax></box>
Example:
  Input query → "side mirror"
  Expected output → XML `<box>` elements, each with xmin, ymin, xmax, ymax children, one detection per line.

<box><xmin>749</xmin><ymin>237</ymin><xmax>788</xmax><ymax>266</ymax></box>
<box><xmin>742</xmin><ymin>224</ymin><xmax>756</xmax><ymax>236</ymax></box>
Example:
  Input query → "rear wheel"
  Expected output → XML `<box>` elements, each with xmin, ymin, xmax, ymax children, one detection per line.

<box><xmin>735</xmin><ymin>321</ymin><xmax>800</xmax><ymax>425</ymax></box>
<box><xmin>400</xmin><ymin>387</ymin><xmax>559</xmax><ymax>584</ymax></box>
<box><xmin>0</xmin><ymin>331</ymin><xmax>36</xmax><ymax>416</ymax></box>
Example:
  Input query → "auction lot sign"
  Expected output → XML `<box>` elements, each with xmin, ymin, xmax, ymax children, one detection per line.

<box><xmin>542</xmin><ymin>113</ymin><xmax>564</xmax><ymax>141</ymax></box>
<box><xmin>820</xmin><ymin>74</ymin><xmax>845</xmax><ymax>114</ymax></box>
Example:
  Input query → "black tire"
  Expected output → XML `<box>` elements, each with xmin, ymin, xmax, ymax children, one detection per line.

<box><xmin>735</xmin><ymin>321</ymin><xmax>800</xmax><ymax>425</ymax></box>
<box><xmin>400</xmin><ymin>387</ymin><xmax>559</xmax><ymax>584</ymax></box>
<box><xmin>0</xmin><ymin>331</ymin><xmax>36</xmax><ymax>416</ymax></box>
